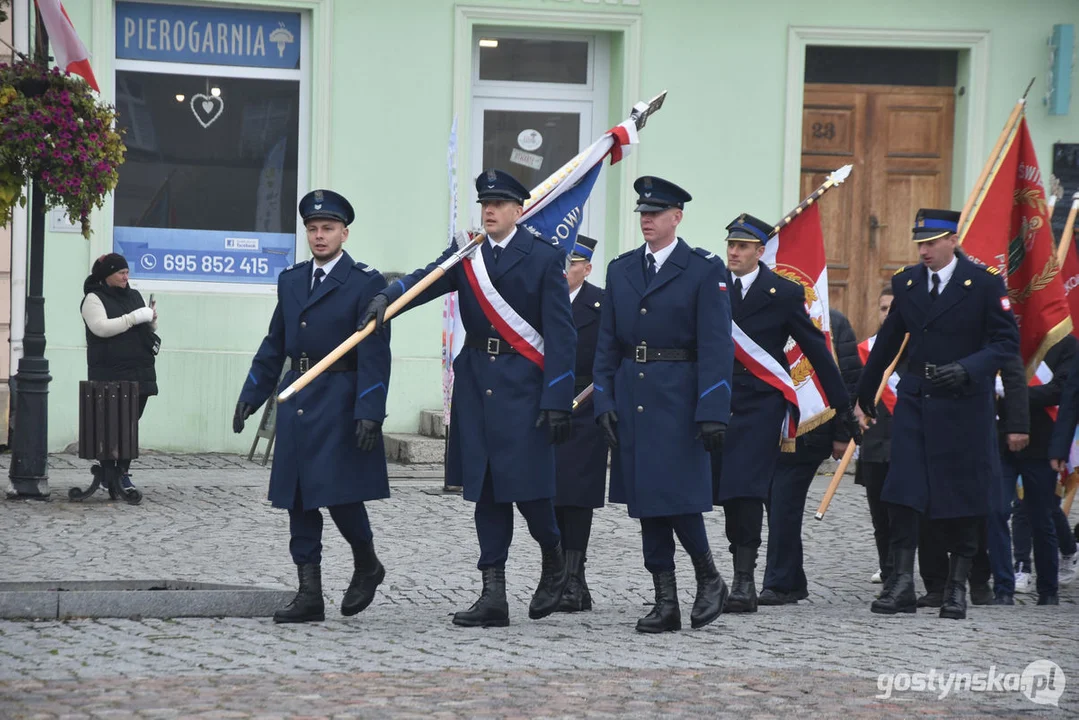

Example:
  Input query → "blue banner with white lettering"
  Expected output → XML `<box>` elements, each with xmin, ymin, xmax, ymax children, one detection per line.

<box><xmin>116</xmin><ymin>2</ymin><xmax>301</xmax><ymax>69</ymax></box>
<box><xmin>116</xmin><ymin>227</ymin><xmax>295</xmax><ymax>285</ymax></box>
<box><xmin>520</xmin><ymin>163</ymin><xmax>601</xmax><ymax>256</ymax></box>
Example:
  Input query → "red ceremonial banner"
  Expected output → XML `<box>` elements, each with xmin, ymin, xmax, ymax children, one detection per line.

<box><xmin>960</xmin><ymin>116</ymin><xmax>1072</xmax><ymax>374</ymax></box>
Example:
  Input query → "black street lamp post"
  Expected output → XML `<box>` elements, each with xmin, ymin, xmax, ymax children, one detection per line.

<box><xmin>8</xmin><ymin>12</ymin><xmax>51</xmax><ymax>499</ymax></box>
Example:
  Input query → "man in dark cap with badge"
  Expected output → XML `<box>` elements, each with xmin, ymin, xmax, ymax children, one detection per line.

<box><xmin>857</xmin><ymin>208</ymin><xmax>1020</xmax><ymax>620</ymax></box>
<box><xmin>593</xmin><ymin>176</ymin><xmax>733</xmax><ymax>633</ymax></box>
<box><xmin>361</xmin><ymin>169</ymin><xmax>576</xmax><ymax>627</ymax></box>
<box><xmin>554</xmin><ymin>234</ymin><xmax>608</xmax><ymax>612</ymax></box>
<box><xmin>234</xmin><ymin>189</ymin><xmax>393</xmax><ymax>624</ymax></box>
<box><xmin>712</xmin><ymin>212</ymin><xmax>860</xmax><ymax>613</ymax></box>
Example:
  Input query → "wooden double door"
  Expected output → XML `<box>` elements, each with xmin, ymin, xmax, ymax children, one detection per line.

<box><xmin>801</xmin><ymin>83</ymin><xmax>956</xmax><ymax>339</ymax></box>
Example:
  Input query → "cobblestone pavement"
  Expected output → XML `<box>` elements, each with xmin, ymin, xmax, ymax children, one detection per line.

<box><xmin>0</xmin><ymin>454</ymin><xmax>1076</xmax><ymax>717</ymax></box>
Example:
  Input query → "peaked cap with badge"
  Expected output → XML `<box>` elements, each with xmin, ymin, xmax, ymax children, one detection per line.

<box><xmin>570</xmin><ymin>234</ymin><xmax>597</xmax><ymax>263</ymax></box>
<box><xmin>299</xmin><ymin>189</ymin><xmax>355</xmax><ymax>226</ymax></box>
<box><xmin>476</xmin><ymin>169</ymin><xmax>531</xmax><ymax>205</ymax></box>
<box><xmin>725</xmin><ymin>213</ymin><xmax>773</xmax><ymax>244</ymax></box>
<box><xmin>912</xmin><ymin>208</ymin><xmax>960</xmax><ymax>243</ymax></box>
<box><xmin>633</xmin><ymin>176</ymin><xmax>692</xmax><ymax>212</ymax></box>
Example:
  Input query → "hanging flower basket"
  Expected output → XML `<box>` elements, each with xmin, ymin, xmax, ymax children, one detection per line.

<box><xmin>0</xmin><ymin>60</ymin><xmax>126</xmax><ymax>238</ymax></box>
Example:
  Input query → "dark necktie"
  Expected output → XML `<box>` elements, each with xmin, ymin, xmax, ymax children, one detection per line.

<box><xmin>312</xmin><ymin>267</ymin><xmax>325</xmax><ymax>291</ymax></box>
<box><xmin>732</xmin><ymin>277</ymin><xmax>744</xmax><ymax>313</ymax></box>
<box><xmin>645</xmin><ymin>253</ymin><xmax>657</xmax><ymax>286</ymax></box>
<box><xmin>930</xmin><ymin>272</ymin><xmax>940</xmax><ymax>301</ymax></box>
<box><xmin>493</xmin><ymin>245</ymin><xmax>502</xmax><ymax>263</ymax></box>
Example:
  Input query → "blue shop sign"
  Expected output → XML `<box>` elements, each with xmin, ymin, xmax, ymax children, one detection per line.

<box><xmin>116</xmin><ymin>2</ymin><xmax>301</xmax><ymax>70</ymax></box>
<box><xmin>116</xmin><ymin>228</ymin><xmax>296</xmax><ymax>285</ymax></box>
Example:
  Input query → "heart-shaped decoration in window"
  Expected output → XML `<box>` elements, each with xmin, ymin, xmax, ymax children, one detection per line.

<box><xmin>190</xmin><ymin>93</ymin><xmax>224</xmax><ymax>129</ymax></box>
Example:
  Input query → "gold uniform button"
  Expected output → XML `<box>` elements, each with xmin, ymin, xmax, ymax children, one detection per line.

<box><xmin>297</xmin><ymin>409</ymin><xmax>304</xmax><ymax>416</ymax></box>
<box><xmin>637</xmin><ymin>405</ymin><xmax>644</xmax><ymax>413</ymax></box>
<box><xmin>485</xmin><ymin>389</ymin><xmax>493</xmax><ymax>396</ymax></box>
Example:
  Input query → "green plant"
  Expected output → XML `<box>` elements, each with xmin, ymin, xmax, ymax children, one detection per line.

<box><xmin>0</xmin><ymin>60</ymin><xmax>125</xmax><ymax>237</ymax></box>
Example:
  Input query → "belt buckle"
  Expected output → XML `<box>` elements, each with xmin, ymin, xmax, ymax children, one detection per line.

<box><xmin>635</xmin><ymin>345</ymin><xmax>647</xmax><ymax>363</ymax></box>
<box><xmin>924</xmin><ymin>362</ymin><xmax>935</xmax><ymax>380</ymax></box>
<box><xmin>486</xmin><ymin>338</ymin><xmax>500</xmax><ymax>355</ymax></box>
<box><xmin>299</xmin><ymin>357</ymin><xmax>310</xmax><ymax>373</ymax></box>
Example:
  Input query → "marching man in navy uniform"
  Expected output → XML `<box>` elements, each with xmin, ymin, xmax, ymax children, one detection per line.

<box><xmin>234</xmin><ymin>189</ymin><xmax>392</xmax><ymax>624</ymax></box>
<box><xmin>593</xmin><ymin>176</ymin><xmax>733</xmax><ymax>633</ymax></box>
<box><xmin>857</xmin><ymin>208</ymin><xmax>1020</xmax><ymax>620</ymax></box>
<box><xmin>713</xmin><ymin>212</ymin><xmax>860</xmax><ymax>613</ymax></box>
<box><xmin>554</xmin><ymin>235</ymin><xmax>608</xmax><ymax>613</ymax></box>
<box><xmin>361</xmin><ymin>169</ymin><xmax>576</xmax><ymax>627</ymax></box>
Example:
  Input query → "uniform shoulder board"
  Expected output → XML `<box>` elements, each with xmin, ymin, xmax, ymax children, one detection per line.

<box><xmin>282</xmin><ymin>259</ymin><xmax>310</xmax><ymax>274</ymax></box>
<box><xmin>892</xmin><ymin>264</ymin><xmax>914</xmax><ymax>277</ymax></box>
<box><xmin>985</xmin><ymin>265</ymin><xmax>1000</xmax><ymax>275</ymax></box>
<box><xmin>612</xmin><ymin>249</ymin><xmax>636</xmax><ymax>263</ymax></box>
<box><xmin>693</xmin><ymin>247</ymin><xmax>719</xmax><ymax>262</ymax></box>
<box><xmin>354</xmin><ymin>261</ymin><xmax>379</xmax><ymax>275</ymax></box>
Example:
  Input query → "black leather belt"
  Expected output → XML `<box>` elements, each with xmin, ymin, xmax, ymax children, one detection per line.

<box><xmin>906</xmin><ymin>362</ymin><xmax>937</xmax><ymax>380</ymax></box>
<box><xmin>464</xmin><ymin>335</ymin><xmax>520</xmax><ymax>355</ymax></box>
<box><xmin>622</xmin><ymin>345</ymin><xmax>697</xmax><ymax>363</ymax></box>
<box><xmin>291</xmin><ymin>356</ymin><xmax>356</xmax><ymax>374</ymax></box>
<box><xmin>733</xmin><ymin>361</ymin><xmax>752</xmax><ymax>375</ymax></box>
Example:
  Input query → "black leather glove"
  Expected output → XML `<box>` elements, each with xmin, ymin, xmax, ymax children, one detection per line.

<box><xmin>838</xmin><ymin>406</ymin><xmax>863</xmax><ymax>446</ymax></box>
<box><xmin>930</xmin><ymin>362</ymin><xmax>969</xmax><ymax>391</ymax></box>
<box><xmin>536</xmin><ymin>410</ymin><xmax>572</xmax><ymax>445</ymax></box>
<box><xmin>233</xmin><ymin>401</ymin><xmax>255</xmax><ymax>434</ymax></box>
<box><xmin>597</xmin><ymin>411</ymin><xmax>619</xmax><ymax>449</ymax></box>
<box><xmin>355</xmin><ymin>419</ymin><xmax>383</xmax><ymax>452</ymax></box>
<box><xmin>857</xmin><ymin>394</ymin><xmax>877</xmax><ymax>420</ymax></box>
<box><xmin>360</xmin><ymin>293</ymin><xmax>390</xmax><ymax>333</ymax></box>
<box><xmin>696</xmin><ymin>421</ymin><xmax>727</xmax><ymax>453</ymax></box>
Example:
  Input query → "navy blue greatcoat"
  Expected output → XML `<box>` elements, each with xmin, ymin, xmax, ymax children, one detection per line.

<box><xmin>381</xmin><ymin>227</ymin><xmax>576</xmax><ymax>503</ymax></box>
<box><xmin>555</xmin><ymin>280</ymin><xmax>608</xmax><ymax>509</ymax></box>
<box><xmin>712</xmin><ymin>263</ymin><xmax>850</xmax><ymax>504</ymax></box>
<box><xmin>856</xmin><ymin>253</ymin><xmax>1020</xmax><ymax>519</ymax></box>
<box><xmin>240</xmin><ymin>251</ymin><xmax>391</xmax><ymax>511</ymax></box>
<box><xmin>593</xmin><ymin>239</ymin><xmax>733</xmax><ymax>518</ymax></box>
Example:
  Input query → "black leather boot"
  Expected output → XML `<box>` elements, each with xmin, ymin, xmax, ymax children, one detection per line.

<box><xmin>871</xmin><ymin>547</ymin><xmax>917</xmax><ymax>614</ymax></box>
<box><xmin>452</xmin><ymin>567</ymin><xmax>509</xmax><ymax>627</ymax></box>
<box><xmin>273</xmin><ymin>563</ymin><xmax>325</xmax><ymax>624</ymax></box>
<box><xmin>636</xmin><ymin>570</ymin><xmax>681</xmax><ymax>633</ymax></box>
<box><xmin>557</xmin><ymin>550</ymin><xmax>592</xmax><ymax>612</ymax></box>
<box><xmin>529</xmin><ymin>542</ymin><xmax>568</xmax><ymax>619</ymax></box>
<box><xmin>939</xmin><ymin>555</ymin><xmax>973</xmax><ymax>620</ymax></box>
<box><xmin>916</xmin><ymin>589</ymin><xmax>944</xmax><ymax>608</ymax></box>
<box><xmin>725</xmin><ymin>546</ymin><xmax>758</xmax><ymax>613</ymax></box>
<box><xmin>969</xmin><ymin>582</ymin><xmax>994</xmax><ymax>606</ymax></box>
<box><xmin>689</xmin><ymin>551</ymin><xmax>728</xmax><ymax>628</ymax></box>
<box><xmin>341</xmin><ymin>542</ymin><xmax>386</xmax><ymax>616</ymax></box>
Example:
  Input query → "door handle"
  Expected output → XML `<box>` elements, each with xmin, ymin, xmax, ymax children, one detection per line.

<box><xmin>869</xmin><ymin>214</ymin><xmax>887</xmax><ymax>250</ymax></box>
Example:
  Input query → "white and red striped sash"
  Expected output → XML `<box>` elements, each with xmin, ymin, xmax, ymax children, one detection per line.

<box><xmin>732</xmin><ymin>321</ymin><xmax>799</xmax><ymax>443</ymax></box>
<box><xmin>857</xmin><ymin>336</ymin><xmax>899</xmax><ymax>414</ymax></box>
<box><xmin>461</xmin><ymin>247</ymin><xmax>545</xmax><ymax>369</ymax></box>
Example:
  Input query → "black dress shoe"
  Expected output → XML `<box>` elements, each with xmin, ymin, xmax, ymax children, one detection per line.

<box><xmin>758</xmin><ymin>588</ymin><xmax>804</xmax><ymax>606</ymax></box>
<box><xmin>969</xmin><ymin>583</ymin><xmax>994</xmax><ymax>606</ymax></box>
<box><xmin>689</xmin><ymin>551</ymin><xmax>728</xmax><ymax>628</ymax></box>
<box><xmin>916</xmin><ymin>590</ymin><xmax>943</xmax><ymax>608</ymax></box>
<box><xmin>453</xmin><ymin>567</ymin><xmax>510</xmax><ymax>627</ymax></box>
<box><xmin>1037</xmin><ymin>594</ymin><xmax>1059</xmax><ymax>606</ymax></box>
<box><xmin>273</xmin><ymin>564</ymin><xmax>325</xmax><ymax>624</ymax></box>
<box><xmin>341</xmin><ymin>542</ymin><xmax>385</xmax><ymax>616</ymax></box>
<box><xmin>636</xmin><ymin>570</ymin><xmax>681</xmax><ymax>633</ymax></box>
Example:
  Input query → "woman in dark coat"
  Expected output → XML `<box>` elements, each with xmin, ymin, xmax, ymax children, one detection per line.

<box><xmin>80</xmin><ymin>253</ymin><xmax>159</xmax><ymax>494</ymax></box>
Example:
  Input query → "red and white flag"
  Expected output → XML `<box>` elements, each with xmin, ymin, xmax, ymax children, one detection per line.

<box><xmin>35</xmin><ymin>0</ymin><xmax>99</xmax><ymax>91</ymax></box>
<box><xmin>1031</xmin><ymin>361</ymin><xmax>1059</xmax><ymax>422</ymax></box>
<box><xmin>732</xmin><ymin>321</ymin><xmax>799</xmax><ymax>445</ymax></box>
<box><xmin>858</xmin><ymin>336</ymin><xmax>898</xmax><ymax>414</ymax></box>
<box><xmin>760</xmin><ymin>201</ymin><xmax>834</xmax><ymax>435</ymax></box>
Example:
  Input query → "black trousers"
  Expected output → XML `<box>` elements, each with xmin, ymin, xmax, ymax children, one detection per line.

<box><xmin>888</xmin><ymin>504</ymin><xmax>979</xmax><ymax>588</ymax></box>
<box><xmin>554</xmin><ymin>506</ymin><xmax>594</xmax><ymax>553</ymax></box>
<box><xmin>860</xmin><ymin>461</ymin><xmax>893</xmax><ymax>580</ymax></box>
<box><xmin>723</xmin><ymin>497</ymin><xmax>764</xmax><ymax>554</ymax></box>
<box><xmin>919</xmin><ymin>517</ymin><xmax>988</xmax><ymax>592</ymax></box>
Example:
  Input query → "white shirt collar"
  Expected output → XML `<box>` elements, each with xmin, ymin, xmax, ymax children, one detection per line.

<box><xmin>569</xmin><ymin>284</ymin><xmax>582</xmax><ymax>304</ymax></box>
<box><xmin>732</xmin><ymin>263</ymin><xmax>761</xmax><ymax>297</ymax></box>
<box><xmin>928</xmin><ymin>254</ymin><xmax>958</xmax><ymax>293</ymax></box>
<box><xmin>645</xmin><ymin>238</ymin><xmax>679</xmax><ymax>272</ymax></box>
<box><xmin>312</xmin><ymin>251</ymin><xmax>344</xmax><ymax>286</ymax></box>
<box><xmin>488</xmin><ymin>226</ymin><xmax>518</xmax><ymax>249</ymax></box>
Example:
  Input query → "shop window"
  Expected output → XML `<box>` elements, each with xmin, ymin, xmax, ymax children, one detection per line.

<box><xmin>113</xmin><ymin>1</ymin><xmax>304</xmax><ymax>290</ymax></box>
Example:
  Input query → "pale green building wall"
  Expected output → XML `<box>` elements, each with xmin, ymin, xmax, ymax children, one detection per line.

<box><xmin>36</xmin><ymin>0</ymin><xmax>1079</xmax><ymax>452</ymax></box>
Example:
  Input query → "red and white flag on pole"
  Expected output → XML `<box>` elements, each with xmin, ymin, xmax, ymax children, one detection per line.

<box><xmin>35</xmin><ymin>0</ymin><xmax>100</xmax><ymax>91</ymax></box>
<box><xmin>858</xmin><ymin>336</ymin><xmax>899</xmax><ymax>414</ymax></box>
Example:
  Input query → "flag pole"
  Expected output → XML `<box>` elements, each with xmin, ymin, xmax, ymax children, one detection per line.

<box><xmin>1054</xmin><ymin>194</ymin><xmax>1079</xmax><ymax>270</ymax></box>
<box><xmin>815</xmin><ymin>333</ymin><xmax>909</xmax><ymax>520</ymax></box>
<box><xmin>957</xmin><ymin>79</ymin><xmax>1036</xmax><ymax>239</ymax></box>
<box><xmin>769</xmin><ymin>164</ymin><xmax>853</xmax><ymax>238</ymax></box>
